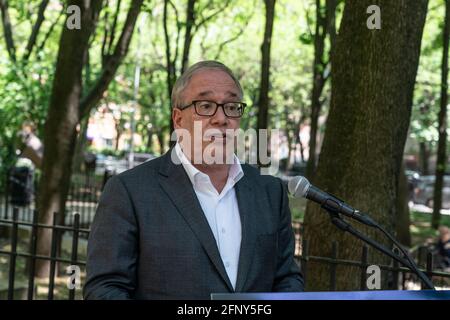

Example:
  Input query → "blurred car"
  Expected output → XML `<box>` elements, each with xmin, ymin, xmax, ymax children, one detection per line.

<box><xmin>414</xmin><ymin>175</ymin><xmax>450</xmax><ymax>209</ymax></box>
<box><xmin>277</xmin><ymin>162</ymin><xmax>307</xmax><ymax>187</ymax></box>
<box><xmin>405</xmin><ymin>170</ymin><xmax>421</xmax><ymax>202</ymax></box>
<box><xmin>405</xmin><ymin>170</ymin><xmax>420</xmax><ymax>184</ymax></box>
<box><xmin>128</xmin><ymin>152</ymin><xmax>157</xmax><ymax>167</ymax></box>
<box><xmin>95</xmin><ymin>154</ymin><xmax>128</xmax><ymax>175</ymax></box>
<box><xmin>96</xmin><ymin>152</ymin><xmax>157</xmax><ymax>177</ymax></box>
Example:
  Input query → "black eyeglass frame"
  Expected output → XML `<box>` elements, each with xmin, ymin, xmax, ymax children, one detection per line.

<box><xmin>179</xmin><ymin>100</ymin><xmax>247</xmax><ymax>118</ymax></box>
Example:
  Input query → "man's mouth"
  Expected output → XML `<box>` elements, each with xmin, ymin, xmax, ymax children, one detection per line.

<box><xmin>211</xmin><ymin>133</ymin><xmax>226</xmax><ymax>141</ymax></box>
<box><xmin>205</xmin><ymin>132</ymin><xmax>228</xmax><ymax>142</ymax></box>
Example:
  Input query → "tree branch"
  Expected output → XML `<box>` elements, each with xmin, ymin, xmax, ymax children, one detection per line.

<box><xmin>181</xmin><ymin>0</ymin><xmax>196</xmax><ymax>73</ymax></box>
<box><xmin>23</xmin><ymin>0</ymin><xmax>49</xmax><ymax>63</ymax></box>
<box><xmin>101</xmin><ymin>2</ymin><xmax>110</xmax><ymax>67</ymax></box>
<box><xmin>193</xmin><ymin>0</ymin><xmax>232</xmax><ymax>34</ymax></box>
<box><xmin>107</xmin><ymin>0</ymin><xmax>122</xmax><ymax>55</ymax></box>
<box><xmin>213</xmin><ymin>30</ymin><xmax>242</xmax><ymax>60</ymax></box>
<box><xmin>168</xmin><ymin>0</ymin><xmax>181</xmax><ymax>72</ymax></box>
<box><xmin>213</xmin><ymin>8</ymin><xmax>254</xmax><ymax>60</ymax></box>
<box><xmin>80</xmin><ymin>0</ymin><xmax>144</xmax><ymax>118</ymax></box>
<box><xmin>163</xmin><ymin>0</ymin><xmax>175</xmax><ymax>96</ymax></box>
<box><xmin>36</xmin><ymin>7</ymin><xmax>64</xmax><ymax>54</ymax></box>
<box><xmin>0</xmin><ymin>0</ymin><xmax>16</xmax><ymax>62</ymax></box>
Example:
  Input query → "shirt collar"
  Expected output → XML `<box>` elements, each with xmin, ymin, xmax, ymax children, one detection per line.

<box><xmin>174</xmin><ymin>142</ymin><xmax>244</xmax><ymax>187</ymax></box>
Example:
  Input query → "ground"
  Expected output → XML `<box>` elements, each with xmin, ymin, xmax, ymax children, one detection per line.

<box><xmin>0</xmin><ymin>197</ymin><xmax>449</xmax><ymax>299</ymax></box>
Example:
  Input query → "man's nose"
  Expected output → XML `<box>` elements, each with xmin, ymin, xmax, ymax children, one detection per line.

<box><xmin>210</xmin><ymin>105</ymin><xmax>229</xmax><ymax>125</ymax></box>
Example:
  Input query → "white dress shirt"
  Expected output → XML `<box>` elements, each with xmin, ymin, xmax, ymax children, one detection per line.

<box><xmin>175</xmin><ymin>143</ymin><xmax>243</xmax><ymax>289</ymax></box>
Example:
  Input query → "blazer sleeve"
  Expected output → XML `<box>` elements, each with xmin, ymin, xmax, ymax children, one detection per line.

<box><xmin>83</xmin><ymin>175</ymin><xmax>138</xmax><ymax>300</ymax></box>
<box><xmin>272</xmin><ymin>179</ymin><xmax>305</xmax><ymax>292</ymax></box>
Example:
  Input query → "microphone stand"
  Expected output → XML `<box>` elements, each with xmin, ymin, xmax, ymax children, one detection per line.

<box><xmin>323</xmin><ymin>209</ymin><xmax>435</xmax><ymax>290</ymax></box>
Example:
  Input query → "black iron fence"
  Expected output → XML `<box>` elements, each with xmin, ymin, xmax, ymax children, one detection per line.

<box><xmin>298</xmin><ymin>239</ymin><xmax>450</xmax><ymax>291</ymax></box>
<box><xmin>0</xmin><ymin>208</ymin><xmax>88</xmax><ymax>300</ymax></box>
<box><xmin>1</xmin><ymin>207</ymin><xmax>450</xmax><ymax>300</ymax></box>
<box><xmin>1</xmin><ymin>170</ymin><xmax>104</xmax><ymax>230</ymax></box>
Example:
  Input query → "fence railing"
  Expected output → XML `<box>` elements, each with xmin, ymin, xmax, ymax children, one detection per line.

<box><xmin>0</xmin><ymin>208</ymin><xmax>89</xmax><ymax>300</ymax></box>
<box><xmin>298</xmin><ymin>239</ymin><xmax>450</xmax><ymax>291</ymax></box>
<box><xmin>1</xmin><ymin>170</ymin><xmax>104</xmax><ymax>230</ymax></box>
<box><xmin>0</xmin><ymin>207</ymin><xmax>449</xmax><ymax>300</ymax></box>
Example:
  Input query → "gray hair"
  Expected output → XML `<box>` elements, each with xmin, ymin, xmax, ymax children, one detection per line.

<box><xmin>171</xmin><ymin>60</ymin><xmax>244</xmax><ymax>109</ymax></box>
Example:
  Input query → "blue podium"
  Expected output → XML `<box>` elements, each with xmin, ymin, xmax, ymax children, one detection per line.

<box><xmin>211</xmin><ymin>290</ymin><xmax>450</xmax><ymax>300</ymax></box>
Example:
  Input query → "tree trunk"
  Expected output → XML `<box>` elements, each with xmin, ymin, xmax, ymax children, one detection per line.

<box><xmin>73</xmin><ymin>50</ymin><xmax>92</xmax><ymax>174</ymax></box>
<box><xmin>146</xmin><ymin>128</ymin><xmax>153</xmax><ymax>151</ymax></box>
<box><xmin>296</xmin><ymin>115</ymin><xmax>307</xmax><ymax>163</ymax></box>
<box><xmin>396</xmin><ymin>164</ymin><xmax>411</xmax><ymax>247</ymax></box>
<box><xmin>256</xmin><ymin>0</ymin><xmax>276</xmax><ymax>165</ymax></box>
<box><xmin>432</xmin><ymin>0</ymin><xmax>450</xmax><ymax>229</ymax></box>
<box><xmin>23</xmin><ymin>0</ymin><xmax>50</xmax><ymax>63</ymax></box>
<box><xmin>306</xmin><ymin>0</ymin><xmax>327</xmax><ymax>179</ymax></box>
<box><xmin>303</xmin><ymin>0</ymin><xmax>428</xmax><ymax>291</ymax></box>
<box><xmin>36</xmin><ymin>0</ymin><xmax>103</xmax><ymax>278</ymax></box>
<box><xmin>0</xmin><ymin>0</ymin><xmax>16</xmax><ymax>62</ymax></box>
<box><xmin>36</xmin><ymin>0</ymin><xmax>143</xmax><ymax>278</ymax></box>
<box><xmin>72</xmin><ymin>116</ymin><xmax>90</xmax><ymax>174</ymax></box>
<box><xmin>257</xmin><ymin>0</ymin><xmax>275</xmax><ymax>132</ymax></box>
<box><xmin>306</xmin><ymin>0</ymin><xmax>336</xmax><ymax>179</ymax></box>
<box><xmin>181</xmin><ymin>0</ymin><xmax>196</xmax><ymax>74</ymax></box>
<box><xmin>115</xmin><ymin>126</ymin><xmax>122</xmax><ymax>151</ymax></box>
<box><xmin>157</xmin><ymin>132</ymin><xmax>165</xmax><ymax>154</ymax></box>
<box><xmin>163</xmin><ymin>0</ymin><xmax>176</xmax><ymax>137</ymax></box>
<box><xmin>80</xmin><ymin>0</ymin><xmax>144</xmax><ymax>118</ymax></box>
<box><xmin>419</xmin><ymin>141</ymin><xmax>430</xmax><ymax>175</ymax></box>
<box><xmin>286</xmin><ymin>133</ymin><xmax>293</xmax><ymax>171</ymax></box>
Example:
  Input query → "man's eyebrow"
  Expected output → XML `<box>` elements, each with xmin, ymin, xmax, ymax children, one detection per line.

<box><xmin>198</xmin><ymin>90</ymin><xmax>213</xmax><ymax>97</ymax></box>
<box><xmin>197</xmin><ymin>90</ymin><xmax>239</xmax><ymax>98</ymax></box>
<box><xmin>226</xmin><ymin>91</ymin><xmax>238</xmax><ymax>97</ymax></box>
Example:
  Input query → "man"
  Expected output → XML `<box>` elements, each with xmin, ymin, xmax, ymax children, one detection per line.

<box><xmin>437</xmin><ymin>226</ymin><xmax>450</xmax><ymax>271</ymax></box>
<box><xmin>84</xmin><ymin>60</ymin><xmax>304</xmax><ymax>300</ymax></box>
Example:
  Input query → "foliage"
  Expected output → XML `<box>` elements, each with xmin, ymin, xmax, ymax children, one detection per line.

<box><xmin>408</xmin><ymin>0</ymin><xmax>450</xmax><ymax>155</ymax></box>
<box><xmin>0</xmin><ymin>0</ymin><xmax>448</xmax><ymax>184</ymax></box>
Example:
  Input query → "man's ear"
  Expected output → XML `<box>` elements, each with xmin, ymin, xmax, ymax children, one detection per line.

<box><xmin>172</xmin><ymin>108</ymin><xmax>182</xmax><ymax>129</ymax></box>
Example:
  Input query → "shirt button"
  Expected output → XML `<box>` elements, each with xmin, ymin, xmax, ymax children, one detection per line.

<box><xmin>221</xmin><ymin>228</ymin><xmax>226</xmax><ymax>234</ymax></box>
<box><xmin>225</xmin><ymin>262</ymin><xmax>230</xmax><ymax>268</ymax></box>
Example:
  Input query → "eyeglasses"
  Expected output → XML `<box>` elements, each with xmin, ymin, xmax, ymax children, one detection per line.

<box><xmin>179</xmin><ymin>100</ymin><xmax>246</xmax><ymax>118</ymax></box>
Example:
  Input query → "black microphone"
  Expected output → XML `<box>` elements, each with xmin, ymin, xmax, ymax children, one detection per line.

<box><xmin>288</xmin><ymin>176</ymin><xmax>377</xmax><ymax>227</ymax></box>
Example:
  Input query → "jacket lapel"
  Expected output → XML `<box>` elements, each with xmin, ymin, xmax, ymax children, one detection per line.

<box><xmin>234</xmin><ymin>173</ymin><xmax>258</xmax><ymax>292</ymax></box>
<box><xmin>157</xmin><ymin>149</ymin><xmax>234</xmax><ymax>291</ymax></box>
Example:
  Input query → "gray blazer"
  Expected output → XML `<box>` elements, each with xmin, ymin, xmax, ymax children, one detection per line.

<box><xmin>83</xmin><ymin>150</ymin><xmax>304</xmax><ymax>299</ymax></box>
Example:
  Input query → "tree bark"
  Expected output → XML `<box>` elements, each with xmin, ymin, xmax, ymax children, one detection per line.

<box><xmin>396</xmin><ymin>164</ymin><xmax>411</xmax><ymax>247</ymax></box>
<box><xmin>306</xmin><ymin>0</ymin><xmax>336</xmax><ymax>179</ymax></box>
<box><xmin>23</xmin><ymin>0</ymin><xmax>50</xmax><ymax>63</ymax></box>
<box><xmin>36</xmin><ymin>0</ymin><xmax>143</xmax><ymax>278</ymax></box>
<box><xmin>36</xmin><ymin>0</ymin><xmax>103</xmax><ymax>278</ymax></box>
<box><xmin>72</xmin><ymin>117</ymin><xmax>90</xmax><ymax>174</ymax></box>
<box><xmin>303</xmin><ymin>0</ymin><xmax>428</xmax><ymax>291</ymax></box>
<box><xmin>284</xmin><ymin>107</ymin><xmax>293</xmax><ymax>171</ymax></box>
<box><xmin>163</xmin><ymin>0</ymin><xmax>176</xmax><ymax>137</ymax></box>
<box><xmin>432</xmin><ymin>0</ymin><xmax>450</xmax><ymax>229</ymax></box>
<box><xmin>157</xmin><ymin>132</ymin><xmax>165</xmax><ymax>154</ymax></box>
<box><xmin>257</xmin><ymin>0</ymin><xmax>275</xmax><ymax>133</ymax></box>
<box><xmin>256</xmin><ymin>0</ymin><xmax>276</xmax><ymax>166</ymax></box>
<box><xmin>419</xmin><ymin>141</ymin><xmax>430</xmax><ymax>175</ymax></box>
<box><xmin>181</xmin><ymin>0</ymin><xmax>196</xmax><ymax>74</ymax></box>
<box><xmin>80</xmin><ymin>0</ymin><xmax>143</xmax><ymax>118</ymax></box>
<box><xmin>0</xmin><ymin>0</ymin><xmax>16</xmax><ymax>62</ymax></box>
<box><xmin>114</xmin><ymin>118</ymin><xmax>124</xmax><ymax>151</ymax></box>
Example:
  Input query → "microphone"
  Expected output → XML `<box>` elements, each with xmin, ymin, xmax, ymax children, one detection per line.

<box><xmin>288</xmin><ymin>176</ymin><xmax>377</xmax><ymax>227</ymax></box>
